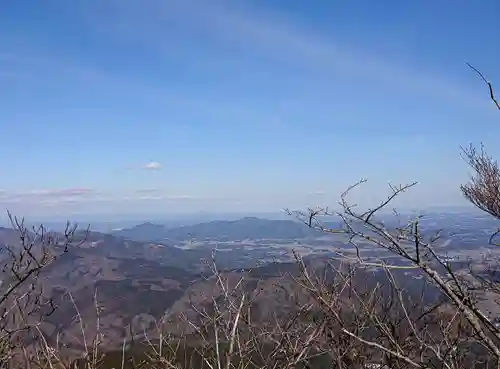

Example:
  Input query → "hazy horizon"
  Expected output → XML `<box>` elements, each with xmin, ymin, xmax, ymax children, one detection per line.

<box><xmin>0</xmin><ymin>204</ymin><xmax>485</xmax><ymax>231</ymax></box>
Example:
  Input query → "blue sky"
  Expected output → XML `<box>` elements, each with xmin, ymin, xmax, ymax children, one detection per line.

<box><xmin>0</xmin><ymin>0</ymin><xmax>499</xmax><ymax>219</ymax></box>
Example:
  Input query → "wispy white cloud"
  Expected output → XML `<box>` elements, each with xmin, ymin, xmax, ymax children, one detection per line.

<box><xmin>125</xmin><ymin>162</ymin><xmax>163</xmax><ymax>171</ymax></box>
<box><xmin>0</xmin><ymin>187</ymin><xmax>203</xmax><ymax>209</ymax></box>
<box><xmin>101</xmin><ymin>0</ymin><xmax>487</xmax><ymax>109</ymax></box>
<box><xmin>143</xmin><ymin>161</ymin><xmax>162</xmax><ymax>170</ymax></box>
<box><xmin>4</xmin><ymin>0</ymin><xmax>489</xmax><ymax>127</ymax></box>
<box><xmin>0</xmin><ymin>188</ymin><xmax>98</xmax><ymax>211</ymax></box>
<box><xmin>165</xmin><ymin>195</ymin><xmax>198</xmax><ymax>200</ymax></box>
<box><xmin>24</xmin><ymin>188</ymin><xmax>95</xmax><ymax>197</ymax></box>
<box><xmin>136</xmin><ymin>195</ymin><xmax>165</xmax><ymax>201</ymax></box>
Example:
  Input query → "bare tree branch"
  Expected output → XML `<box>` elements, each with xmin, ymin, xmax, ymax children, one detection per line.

<box><xmin>467</xmin><ymin>63</ymin><xmax>500</xmax><ymax>111</ymax></box>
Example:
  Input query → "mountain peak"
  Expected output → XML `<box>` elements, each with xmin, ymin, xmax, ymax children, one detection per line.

<box><xmin>135</xmin><ymin>222</ymin><xmax>166</xmax><ymax>228</ymax></box>
<box><xmin>115</xmin><ymin>217</ymin><xmax>316</xmax><ymax>242</ymax></box>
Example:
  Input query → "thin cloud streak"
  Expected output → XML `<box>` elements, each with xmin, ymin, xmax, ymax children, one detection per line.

<box><xmin>24</xmin><ymin>188</ymin><xmax>95</xmax><ymax>197</ymax></box>
<box><xmin>0</xmin><ymin>188</ymin><xmax>203</xmax><ymax>207</ymax></box>
<box><xmin>105</xmin><ymin>0</ymin><xmax>488</xmax><ymax>110</ymax></box>
<box><xmin>143</xmin><ymin>161</ymin><xmax>162</xmax><ymax>170</ymax></box>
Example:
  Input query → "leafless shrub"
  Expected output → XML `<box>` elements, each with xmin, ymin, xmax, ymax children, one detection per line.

<box><xmin>0</xmin><ymin>211</ymin><xmax>86</xmax><ymax>368</ymax></box>
<box><xmin>288</xmin><ymin>177</ymin><xmax>499</xmax><ymax>367</ymax></box>
<box><xmin>22</xmin><ymin>243</ymin><xmax>486</xmax><ymax>368</ymax></box>
<box><xmin>461</xmin><ymin>65</ymin><xmax>500</xmax><ymax>239</ymax></box>
<box><xmin>461</xmin><ymin>144</ymin><xmax>500</xmax><ymax>223</ymax></box>
<box><xmin>285</xmin><ymin>65</ymin><xmax>500</xmax><ymax>368</ymax></box>
<box><xmin>133</xmin><ymin>251</ymin><xmax>462</xmax><ymax>369</ymax></box>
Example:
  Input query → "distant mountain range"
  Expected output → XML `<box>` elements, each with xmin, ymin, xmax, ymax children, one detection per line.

<box><xmin>1</xmin><ymin>213</ymin><xmax>486</xmax><ymax>353</ymax></box>
<box><xmin>113</xmin><ymin>217</ymin><xmax>322</xmax><ymax>242</ymax></box>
